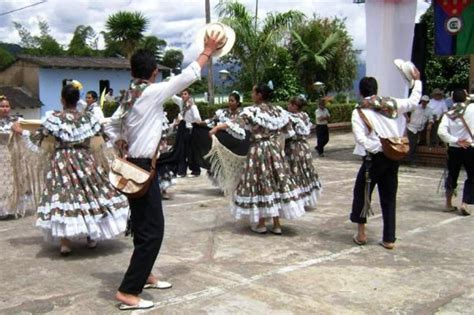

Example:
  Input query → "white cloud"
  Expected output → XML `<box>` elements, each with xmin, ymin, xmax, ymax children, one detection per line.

<box><xmin>0</xmin><ymin>0</ymin><xmax>430</xmax><ymax>64</ymax></box>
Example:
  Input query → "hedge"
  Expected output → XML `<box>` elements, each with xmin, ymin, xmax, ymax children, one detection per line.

<box><xmin>103</xmin><ymin>100</ymin><xmax>355</xmax><ymax>124</ymax></box>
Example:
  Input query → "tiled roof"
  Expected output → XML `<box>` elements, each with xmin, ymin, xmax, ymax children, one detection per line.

<box><xmin>0</xmin><ymin>86</ymin><xmax>43</xmax><ymax>109</ymax></box>
<box><xmin>17</xmin><ymin>54</ymin><xmax>171</xmax><ymax>71</ymax></box>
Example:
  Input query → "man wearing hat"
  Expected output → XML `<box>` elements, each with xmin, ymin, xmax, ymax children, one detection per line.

<box><xmin>428</xmin><ymin>88</ymin><xmax>448</xmax><ymax>146</ymax></box>
<box><xmin>406</xmin><ymin>95</ymin><xmax>433</xmax><ymax>164</ymax></box>
<box><xmin>105</xmin><ymin>32</ymin><xmax>225</xmax><ymax>310</ymax></box>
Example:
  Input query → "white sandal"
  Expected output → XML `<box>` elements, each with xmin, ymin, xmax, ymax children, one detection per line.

<box><xmin>118</xmin><ymin>299</ymin><xmax>154</xmax><ymax>311</ymax></box>
<box><xmin>144</xmin><ymin>280</ymin><xmax>173</xmax><ymax>289</ymax></box>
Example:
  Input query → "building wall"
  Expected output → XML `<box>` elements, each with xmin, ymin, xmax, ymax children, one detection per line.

<box><xmin>38</xmin><ymin>68</ymin><xmax>163</xmax><ymax>115</ymax></box>
<box><xmin>11</xmin><ymin>107</ymin><xmax>41</xmax><ymax>120</ymax></box>
<box><xmin>0</xmin><ymin>61</ymin><xmax>40</xmax><ymax>97</ymax></box>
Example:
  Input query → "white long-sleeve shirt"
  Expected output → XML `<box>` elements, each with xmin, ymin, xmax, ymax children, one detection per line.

<box><xmin>352</xmin><ymin>80</ymin><xmax>422</xmax><ymax>156</ymax></box>
<box><xmin>171</xmin><ymin>95</ymin><xmax>201</xmax><ymax>128</ymax></box>
<box><xmin>104</xmin><ymin>62</ymin><xmax>201</xmax><ymax>158</ymax></box>
<box><xmin>438</xmin><ymin>103</ymin><xmax>474</xmax><ymax>148</ymax></box>
<box><xmin>86</xmin><ymin>102</ymin><xmax>105</xmax><ymax>123</ymax></box>
<box><xmin>407</xmin><ymin>106</ymin><xmax>433</xmax><ymax>134</ymax></box>
<box><xmin>428</xmin><ymin>98</ymin><xmax>448</xmax><ymax>120</ymax></box>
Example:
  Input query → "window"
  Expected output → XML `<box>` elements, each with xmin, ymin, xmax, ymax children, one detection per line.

<box><xmin>99</xmin><ymin>80</ymin><xmax>110</xmax><ymax>95</ymax></box>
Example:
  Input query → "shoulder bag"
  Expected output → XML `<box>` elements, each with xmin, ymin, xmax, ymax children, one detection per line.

<box><xmin>357</xmin><ymin>108</ymin><xmax>409</xmax><ymax>161</ymax></box>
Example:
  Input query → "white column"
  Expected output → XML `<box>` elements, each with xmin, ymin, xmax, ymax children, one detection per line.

<box><xmin>365</xmin><ymin>0</ymin><xmax>417</xmax><ymax>98</ymax></box>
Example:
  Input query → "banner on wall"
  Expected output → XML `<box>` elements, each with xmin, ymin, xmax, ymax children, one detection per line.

<box><xmin>434</xmin><ymin>0</ymin><xmax>474</xmax><ymax>56</ymax></box>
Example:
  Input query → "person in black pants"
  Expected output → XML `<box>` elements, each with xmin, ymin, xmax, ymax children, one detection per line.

<box><xmin>350</xmin><ymin>69</ymin><xmax>422</xmax><ymax>250</ymax></box>
<box><xmin>350</xmin><ymin>153</ymin><xmax>399</xmax><ymax>244</ymax></box>
<box><xmin>438</xmin><ymin>89</ymin><xmax>474</xmax><ymax>216</ymax></box>
<box><xmin>315</xmin><ymin>98</ymin><xmax>330</xmax><ymax>156</ymax></box>
<box><xmin>105</xmin><ymin>35</ymin><xmax>222</xmax><ymax>310</ymax></box>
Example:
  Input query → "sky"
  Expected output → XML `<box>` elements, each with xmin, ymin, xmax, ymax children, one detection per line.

<box><xmin>0</xmin><ymin>0</ymin><xmax>430</xmax><ymax>64</ymax></box>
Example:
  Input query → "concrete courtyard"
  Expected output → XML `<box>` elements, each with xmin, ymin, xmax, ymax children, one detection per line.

<box><xmin>0</xmin><ymin>132</ymin><xmax>473</xmax><ymax>314</ymax></box>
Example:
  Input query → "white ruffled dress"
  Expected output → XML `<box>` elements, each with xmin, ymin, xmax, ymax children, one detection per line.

<box><xmin>22</xmin><ymin>110</ymin><xmax>129</xmax><ymax>241</ymax></box>
<box><xmin>226</xmin><ymin>104</ymin><xmax>306</xmax><ymax>223</ymax></box>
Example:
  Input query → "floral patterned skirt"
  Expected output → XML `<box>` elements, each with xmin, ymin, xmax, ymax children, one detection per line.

<box><xmin>0</xmin><ymin>143</ymin><xmax>14</xmax><ymax>216</ymax></box>
<box><xmin>232</xmin><ymin>139</ymin><xmax>306</xmax><ymax>223</ymax></box>
<box><xmin>36</xmin><ymin>148</ymin><xmax>129</xmax><ymax>241</ymax></box>
<box><xmin>285</xmin><ymin>139</ymin><xmax>322</xmax><ymax>207</ymax></box>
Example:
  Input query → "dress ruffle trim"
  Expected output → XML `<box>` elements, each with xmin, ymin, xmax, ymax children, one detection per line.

<box><xmin>242</xmin><ymin>105</ymin><xmax>290</xmax><ymax>131</ymax></box>
<box><xmin>289</xmin><ymin>112</ymin><xmax>312</xmax><ymax>136</ymax></box>
<box><xmin>226</xmin><ymin>122</ymin><xmax>247</xmax><ymax>140</ymax></box>
<box><xmin>42</xmin><ymin>111</ymin><xmax>101</xmax><ymax>142</ymax></box>
<box><xmin>36</xmin><ymin>200</ymin><xmax>128</xmax><ymax>242</ymax></box>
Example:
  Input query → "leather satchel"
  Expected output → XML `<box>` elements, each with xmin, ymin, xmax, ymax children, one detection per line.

<box><xmin>357</xmin><ymin>108</ymin><xmax>410</xmax><ymax>161</ymax></box>
<box><xmin>109</xmin><ymin>143</ymin><xmax>160</xmax><ymax>199</ymax></box>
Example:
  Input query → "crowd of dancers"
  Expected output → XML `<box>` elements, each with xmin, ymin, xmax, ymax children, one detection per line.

<box><xmin>0</xmin><ymin>32</ymin><xmax>473</xmax><ymax>310</ymax></box>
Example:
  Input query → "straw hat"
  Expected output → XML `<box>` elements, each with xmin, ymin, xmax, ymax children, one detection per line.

<box><xmin>196</xmin><ymin>22</ymin><xmax>236</xmax><ymax>58</ymax></box>
<box><xmin>431</xmin><ymin>88</ymin><xmax>444</xmax><ymax>97</ymax></box>
<box><xmin>393</xmin><ymin>59</ymin><xmax>415</xmax><ymax>88</ymax></box>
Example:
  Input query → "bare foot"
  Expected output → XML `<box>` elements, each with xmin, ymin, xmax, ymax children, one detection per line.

<box><xmin>116</xmin><ymin>291</ymin><xmax>140</xmax><ymax>306</ymax></box>
<box><xmin>60</xmin><ymin>238</ymin><xmax>72</xmax><ymax>256</ymax></box>
<box><xmin>379</xmin><ymin>241</ymin><xmax>395</xmax><ymax>250</ymax></box>
<box><xmin>146</xmin><ymin>274</ymin><xmax>158</xmax><ymax>285</ymax></box>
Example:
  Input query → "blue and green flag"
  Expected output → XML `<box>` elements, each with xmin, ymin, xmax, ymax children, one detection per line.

<box><xmin>434</xmin><ymin>0</ymin><xmax>474</xmax><ymax>56</ymax></box>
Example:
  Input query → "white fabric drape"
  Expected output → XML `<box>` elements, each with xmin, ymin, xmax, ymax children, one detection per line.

<box><xmin>365</xmin><ymin>0</ymin><xmax>417</xmax><ymax>98</ymax></box>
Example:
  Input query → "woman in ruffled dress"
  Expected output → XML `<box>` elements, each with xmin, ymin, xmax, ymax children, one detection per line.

<box><xmin>157</xmin><ymin>112</ymin><xmax>176</xmax><ymax>200</ymax></box>
<box><xmin>0</xmin><ymin>95</ymin><xmax>23</xmax><ymax>219</ymax></box>
<box><xmin>12</xmin><ymin>84</ymin><xmax>129</xmax><ymax>255</ymax></box>
<box><xmin>204</xmin><ymin>91</ymin><xmax>242</xmax><ymax>187</ymax></box>
<box><xmin>286</xmin><ymin>96</ymin><xmax>322</xmax><ymax>208</ymax></box>
<box><xmin>209</xmin><ymin>83</ymin><xmax>306</xmax><ymax>235</ymax></box>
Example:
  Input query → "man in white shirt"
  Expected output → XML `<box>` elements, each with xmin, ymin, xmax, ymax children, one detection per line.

<box><xmin>406</xmin><ymin>95</ymin><xmax>433</xmax><ymax>163</ymax></box>
<box><xmin>438</xmin><ymin>89</ymin><xmax>473</xmax><ymax>216</ymax></box>
<box><xmin>85</xmin><ymin>90</ymin><xmax>105</xmax><ymax>123</ymax></box>
<box><xmin>172</xmin><ymin>89</ymin><xmax>202</xmax><ymax>177</ymax></box>
<box><xmin>428</xmin><ymin>88</ymin><xmax>448</xmax><ymax>146</ymax></box>
<box><xmin>315</xmin><ymin>97</ymin><xmax>330</xmax><ymax>157</ymax></box>
<box><xmin>350</xmin><ymin>69</ymin><xmax>422</xmax><ymax>250</ymax></box>
<box><xmin>105</xmin><ymin>34</ymin><xmax>222</xmax><ymax>310</ymax></box>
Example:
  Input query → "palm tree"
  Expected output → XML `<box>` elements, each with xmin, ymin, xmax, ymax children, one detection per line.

<box><xmin>105</xmin><ymin>11</ymin><xmax>149</xmax><ymax>59</ymax></box>
<box><xmin>289</xmin><ymin>17</ymin><xmax>356</xmax><ymax>97</ymax></box>
<box><xmin>217</xmin><ymin>0</ymin><xmax>304</xmax><ymax>87</ymax></box>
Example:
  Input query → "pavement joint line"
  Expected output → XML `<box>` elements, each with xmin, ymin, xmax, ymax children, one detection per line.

<box><xmin>404</xmin><ymin>217</ymin><xmax>465</xmax><ymax>236</ymax></box>
<box><xmin>136</xmin><ymin>247</ymin><xmax>362</xmax><ymax>313</ymax></box>
<box><xmin>138</xmin><ymin>213</ymin><xmax>467</xmax><ymax>313</ymax></box>
<box><xmin>165</xmin><ymin>198</ymin><xmax>225</xmax><ymax>208</ymax></box>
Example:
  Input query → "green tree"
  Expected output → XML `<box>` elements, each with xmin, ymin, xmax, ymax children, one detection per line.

<box><xmin>217</xmin><ymin>0</ymin><xmax>304</xmax><ymax>90</ymax></box>
<box><xmin>13</xmin><ymin>20</ymin><xmax>64</xmax><ymax>56</ymax></box>
<box><xmin>0</xmin><ymin>47</ymin><xmax>15</xmax><ymax>70</ymax></box>
<box><xmin>105</xmin><ymin>11</ymin><xmax>149</xmax><ymax>59</ymax></box>
<box><xmin>261</xmin><ymin>47</ymin><xmax>302</xmax><ymax>101</ymax></box>
<box><xmin>419</xmin><ymin>5</ymin><xmax>470</xmax><ymax>93</ymax></box>
<box><xmin>162</xmin><ymin>49</ymin><xmax>184</xmax><ymax>70</ymax></box>
<box><xmin>139</xmin><ymin>35</ymin><xmax>167</xmax><ymax>62</ymax></box>
<box><xmin>289</xmin><ymin>16</ymin><xmax>357</xmax><ymax>98</ymax></box>
<box><xmin>67</xmin><ymin>25</ymin><xmax>98</xmax><ymax>56</ymax></box>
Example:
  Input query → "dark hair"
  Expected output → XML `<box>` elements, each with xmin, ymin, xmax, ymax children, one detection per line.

<box><xmin>61</xmin><ymin>84</ymin><xmax>80</xmax><ymax>106</ymax></box>
<box><xmin>452</xmin><ymin>89</ymin><xmax>467</xmax><ymax>103</ymax></box>
<box><xmin>87</xmin><ymin>90</ymin><xmax>98</xmax><ymax>101</ymax></box>
<box><xmin>229</xmin><ymin>92</ymin><xmax>241</xmax><ymax>106</ymax></box>
<box><xmin>181</xmin><ymin>88</ymin><xmax>191</xmax><ymax>95</ymax></box>
<box><xmin>130</xmin><ymin>49</ymin><xmax>158</xmax><ymax>79</ymax></box>
<box><xmin>254</xmin><ymin>83</ymin><xmax>273</xmax><ymax>101</ymax></box>
<box><xmin>289</xmin><ymin>96</ymin><xmax>306</xmax><ymax>110</ymax></box>
<box><xmin>359</xmin><ymin>77</ymin><xmax>378</xmax><ymax>97</ymax></box>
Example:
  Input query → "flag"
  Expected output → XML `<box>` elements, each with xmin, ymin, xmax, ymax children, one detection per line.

<box><xmin>434</xmin><ymin>0</ymin><xmax>474</xmax><ymax>56</ymax></box>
